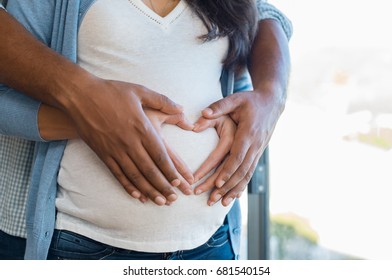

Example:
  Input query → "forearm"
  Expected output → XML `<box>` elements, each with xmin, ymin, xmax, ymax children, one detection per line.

<box><xmin>38</xmin><ymin>105</ymin><xmax>78</xmax><ymax>141</ymax></box>
<box><xmin>248</xmin><ymin>19</ymin><xmax>291</xmax><ymax>109</ymax></box>
<box><xmin>0</xmin><ymin>9</ymin><xmax>93</xmax><ymax>111</ymax></box>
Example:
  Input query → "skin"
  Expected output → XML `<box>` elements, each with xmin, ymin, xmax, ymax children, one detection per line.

<box><xmin>193</xmin><ymin>19</ymin><xmax>291</xmax><ymax>207</ymax></box>
<box><xmin>0</xmin><ymin>8</ymin><xmax>290</xmax><ymax>207</ymax></box>
<box><xmin>37</xmin><ymin>104</ymin><xmax>236</xmax><ymax>204</ymax></box>
<box><xmin>0</xmin><ymin>9</ymin><xmax>190</xmax><ymax>206</ymax></box>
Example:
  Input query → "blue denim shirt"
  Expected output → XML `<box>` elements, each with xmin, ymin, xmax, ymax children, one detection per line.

<box><xmin>0</xmin><ymin>0</ymin><xmax>292</xmax><ymax>260</ymax></box>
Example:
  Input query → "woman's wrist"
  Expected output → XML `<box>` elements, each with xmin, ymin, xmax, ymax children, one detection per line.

<box><xmin>38</xmin><ymin>104</ymin><xmax>78</xmax><ymax>141</ymax></box>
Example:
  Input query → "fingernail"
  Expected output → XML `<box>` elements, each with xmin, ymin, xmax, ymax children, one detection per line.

<box><xmin>202</xmin><ymin>108</ymin><xmax>213</xmax><ymax>116</ymax></box>
<box><xmin>171</xmin><ymin>179</ymin><xmax>181</xmax><ymax>187</ymax></box>
<box><xmin>224</xmin><ymin>197</ymin><xmax>234</xmax><ymax>206</ymax></box>
<box><xmin>167</xmin><ymin>193</ymin><xmax>178</xmax><ymax>202</ymax></box>
<box><xmin>186</xmin><ymin>176</ymin><xmax>194</xmax><ymax>185</ymax></box>
<box><xmin>216</xmin><ymin>180</ymin><xmax>225</xmax><ymax>188</ymax></box>
<box><xmin>208</xmin><ymin>200</ymin><xmax>215</xmax><ymax>206</ymax></box>
<box><xmin>195</xmin><ymin>189</ymin><xmax>202</xmax><ymax>195</ymax></box>
<box><xmin>131</xmin><ymin>191</ymin><xmax>141</xmax><ymax>199</ymax></box>
<box><xmin>213</xmin><ymin>193</ymin><xmax>222</xmax><ymax>202</ymax></box>
<box><xmin>154</xmin><ymin>196</ymin><xmax>166</xmax><ymax>205</ymax></box>
<box><xmin>185</xmin><ymin>189</ymin><xmax>193</xmax><ymax>195</ymax></box>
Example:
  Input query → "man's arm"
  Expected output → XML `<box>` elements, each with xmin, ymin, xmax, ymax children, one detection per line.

<box><xmin>196</xmin><ymin>15</ymin><xmax>291</xmax><ymax>206</ymax></box>
<box><xmin>0</xmin><ymin>8</ymin><xmax>192</xmax><ymax>205</ymax></box>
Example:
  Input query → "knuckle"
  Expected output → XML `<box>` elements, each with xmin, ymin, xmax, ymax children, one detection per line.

<box><xmin>237</xmin><ymin>167</ymin><xmax>247</xmax><ymax>179</ymax></box>
<box><xmin>244</xmin><ymin>172</ymin><xmax>253</xmax><ymax>183</ymax></box>
<box><xmin>157</xmin><ymin>94</ymin><xmax>170</xmax><ymax>106</ymax></box>
<box><xmin>144</xmin><ymin>168</ymin><xmax>157</xmax><ymax>180</ymax></box>
<box><xmin>110</xmin><ymin>168</ymin><xmax>124</xmax><ymax>179</ymax></box>
<box><xmin>161</xmin><ymin>185</ymin><xmax>175</xmax><ymax>195</ymax></box>
<box><xmin>136</xmin><ymin>122</ymin><xmax>152</xmax><ymax>135</ymax></box>
<box><xmin>145</xmin><ymin>190</ymin><xmax>158</xmax><ymax>200</ymax></box>
<box><xmin>128</xmin><ymin>172</ymin><xmax>141</xmax><ymax>184</ymax></box>
<box><xmin>155</xmin><ymin>152</ymin><xmax>167</xmax><ymax>166</ymax></box>
<box><xmin>234</xmin><ymin>152</ymin><xmax>246</xmax><ymax>163</ymax></box>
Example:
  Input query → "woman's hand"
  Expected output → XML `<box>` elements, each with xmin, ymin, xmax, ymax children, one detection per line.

<box><xmin>144</xmin><ymin>109</ymin><xmax>195</xmax><ymax>202</ymax></box>
<box><xmin>191</xmin><ymin>115</ymin><xmax>237</xmax><ymax>200</ymax></box>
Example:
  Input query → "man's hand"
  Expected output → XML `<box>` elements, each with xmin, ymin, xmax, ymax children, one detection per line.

<box><xmin>197</xmin><ymin>19</ymin><xmax>290</xmax><ymax>206</ymax></box>
<box><xmin>196</xmin><ymin>90</ymin><xmax>284</xmax><ymax>206</ymax></box>
<box><xmin>0</xmin><ymin>10</ymin><xmax>191</xmax><ymax>206</ymax></box>
<box><xmin>66</xmin><ymin>78</ymin><xmax>191</xmax><ymax>206</ymax></box>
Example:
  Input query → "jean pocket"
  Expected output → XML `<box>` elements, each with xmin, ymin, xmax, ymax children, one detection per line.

<box><xmin>48</xmin><ymin>230</ymin><xmax>113</xmax><ymax>260</ymax></box>
<box><xmin>206</xmin><ymin>224</ymin><xmax>230</xmax><ymax>248</ymax></box>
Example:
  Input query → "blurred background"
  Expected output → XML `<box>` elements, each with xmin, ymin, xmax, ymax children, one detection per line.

<box><xmin>264</xmin><ymin>0</ymin><xmax>392</xmax><ymax>259</ymax></box>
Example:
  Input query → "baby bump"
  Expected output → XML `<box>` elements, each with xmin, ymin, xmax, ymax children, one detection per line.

<box><xmin>161</xmin><ymin>124</ymin><xmax>219</xmax><ymax>174</ymax></box>
<box><xmin>57</xmin><ymin>125</ymin><xmax>222</xmax><ymax>219</ymax></box>
<box><xmin>56</xmin><ymin>126</ymin><xmax>231</xmax><ymax>249</ymax></box>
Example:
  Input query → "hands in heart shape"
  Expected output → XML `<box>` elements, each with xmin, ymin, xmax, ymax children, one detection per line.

<box><xmin>144</xmin><ymin>108</ymin><xmax>236</xmax><ymax>205</ymax></box>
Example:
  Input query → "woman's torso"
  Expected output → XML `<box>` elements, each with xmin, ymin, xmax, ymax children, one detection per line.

<box><xmin>56</xmin><ymin>0</ymin><xmax>233</xmax><ymax>252</ymax></box>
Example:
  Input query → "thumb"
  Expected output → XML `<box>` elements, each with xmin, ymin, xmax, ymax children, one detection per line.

<box><xmin>202</xmin><ymin>94</ymin><xmax>238</xmax><ymax>119</ymax></box>
<box><xmin>140</xmin><ymin>88</ymin><xmax>183</xmax><ymax>115</ymax></box>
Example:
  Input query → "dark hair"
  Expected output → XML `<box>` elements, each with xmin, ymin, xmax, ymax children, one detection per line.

<box><xmin>186</xmin><ymin>0</ymin><xmax>258</xmax><ymax>72</ymax></box>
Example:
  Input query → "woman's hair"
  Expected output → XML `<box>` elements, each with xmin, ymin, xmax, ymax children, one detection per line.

<box><xmin>186</xmin><ymin>0</ymin><xmax>258</xmax><ymax>73</ymax></box>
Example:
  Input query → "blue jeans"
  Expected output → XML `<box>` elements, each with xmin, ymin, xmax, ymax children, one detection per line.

<box><xmin>0</xmin><ymin>230</ymin><xmax>26</xmax><ymax>260</ymax></box>
<box><xmin>47</xmin><ymin>221</ymin><xmax>234</xmax><ymax>260</ymax></box>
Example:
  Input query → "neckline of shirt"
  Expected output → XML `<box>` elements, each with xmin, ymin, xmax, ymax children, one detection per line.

<box><xmin>127</xmin><ymin>0</ymin><xmax>186</xmax><ymax>28</ymax></box>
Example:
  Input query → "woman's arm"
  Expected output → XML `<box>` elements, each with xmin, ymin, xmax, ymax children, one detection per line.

<box><xmin>37</xmin><ymin>105</ymin><xmax>78</xmax><ymax>141</ymax></box>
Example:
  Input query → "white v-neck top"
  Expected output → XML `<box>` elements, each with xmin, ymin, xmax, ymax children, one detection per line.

<box><xmin>56</xmin><ymin>0</ymin><xmax>232</xmax><ymax>252</ymax></box>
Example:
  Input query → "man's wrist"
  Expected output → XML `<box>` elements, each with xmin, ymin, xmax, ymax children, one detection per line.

<box><xmin>48</xmin><ymin>62</ymin><xmax>99</xmax><ymax>113</ymax></box>
<box><xmin>252</xmin><ymin>84</ymin><xmax>286</xmax><ymax>115</ymax></box>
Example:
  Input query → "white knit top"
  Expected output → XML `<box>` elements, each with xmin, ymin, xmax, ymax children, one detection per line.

<box><xmin>55</xmin><ymin>0</ymin><xmax>232</xmax><ymax>252</ymax></box>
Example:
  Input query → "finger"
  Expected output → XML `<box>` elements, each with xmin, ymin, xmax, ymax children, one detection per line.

<box><xmin>139</xmin><ymin>88</ymin><xmax>184</xmax><ymax>114</ymax></box>
<box><xmin>201</xmin><ymin>94</ymin><xmax>239</xmax><ymax>119</ymax></box>
<box><xmin>128</xmin><ymin>143</ymin><xmax>179</xmax><ymax>203</ymax></box>
<box><xmin>214</xmin><ymin>124</ymin><xmax>253</xmax><ymax>188</ymax></box>
<box><xmin>165</xmin><ymin>113</ymin><xmax>195</xmax><ymax>131</ymax></box>
<box><xmin>177</xmin><ymin>177</ymin><xmax>194</xmax><ymax>196</ymax></box>
<box><xmin>220</xmin><ymin>151</ymin><xmax>261</xmax><ymax>206</ymax></box>
<box><xmin>194</xmin><ymin>117</ymin><xmax>236</xmax><ymax>181</ymax></box>
<box><xmin>194</xmin><ymin>159</ymin><xmax>225</xmax><ymax>196</ymax></box>
<box><xmin>215</xmin><ymin>144</ymin><xmax>259</xmax><ymax>195</ymax></box>
<box><xmin>192</xmin><ymin>117</ymin><xmax>214</xmax><ymax>133</ymax></box>
<box><xmin>104</xmin><ymin>157</ymin><xmax>144</xmax><ymax>200</ymax></box>
<box><xmin>193</xmin><ymin>129</ymin><xmax>233</xmax><ymax>182</ymax></box>
<box><xmin>107</xmin><ymin>156</ymin><xmax>169</xmax><ymax>205</ymax></box>
<box><xmin>165</xmin><ymin>140</ymin><xmax>194</xmax><ymax>190</ymax></box>
<box><xmin>138</xmin><ymin>117</ymin><xmax>183</xmax><ymax>188</ymax></box>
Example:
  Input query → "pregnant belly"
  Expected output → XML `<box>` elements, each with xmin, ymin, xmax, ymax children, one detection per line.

<box><xmin>56</xmin><ymin>125</ymin><xmax>232</xmax><ymax>251</ymax></box>
<box><xmin>161</xmin><ymin>124</ymin><xmax>219</xmax><ymax>173</ymax></box>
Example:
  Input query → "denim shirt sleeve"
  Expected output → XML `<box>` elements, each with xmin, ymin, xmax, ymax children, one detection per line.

<box><xmin>256</xmin><ymin>0</ymin><xmax>293</xmax><ymax>40</ymax></box>
<box><xmin>0</xmin><ymin>87</ymin><xmax>44</xmax><ymax>141</ymax></box>
<box><xmin>0</xmin><ymin>1</ymin><xmax>55</xmax><ymax>141</ymax></box>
